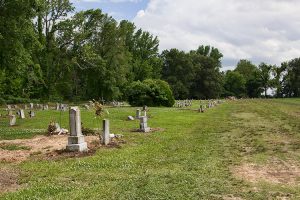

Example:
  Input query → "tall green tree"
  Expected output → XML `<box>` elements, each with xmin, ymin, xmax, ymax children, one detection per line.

<box><xmin>282</xmin><ymin>58</ymin><xmax>300</xmax><ymax>97</ymax></box>
<box><xmin>190</xmin><ymin>45</ymin><xmax>223</xmax><ymax>99</ymax></box>
<box><xmin>223</xmin><ymin>71</ymin><xmax>246</xmax><ymax>98</ymax></box>
<box><xmin>234</xmin><ymin>59</ymin><xmax>261</xmax><ymax>97</ymax></box>
<box><xmin>258</xmin><ymin>63</ymin><xmax>273</xmax><ymax>97</ymax></box>
<box><xmin>161</xmin><ymin>49</ymin><xmax>194</xmax><ymax>99</ymax></box>
<box><xmin>0</xmin><ymin>0</ymin><xmax>40</xmax><ymax>99</ymax></box>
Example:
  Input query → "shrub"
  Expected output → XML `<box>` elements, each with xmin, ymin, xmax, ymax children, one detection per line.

<box><xmin>126</xmin><ymin>79</ymin><xmax>175</xmax><ymax>107</ymax></box>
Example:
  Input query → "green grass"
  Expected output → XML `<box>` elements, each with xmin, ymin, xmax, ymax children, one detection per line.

<box><xmin>0</xmin><ymin>143</ymin><xmax>31</xmax><ymax>151</ymax></box>
<box><xmin>0</xmin><ymin>99</ymin><xmax>299</xmax><ymax>199</ymax></box>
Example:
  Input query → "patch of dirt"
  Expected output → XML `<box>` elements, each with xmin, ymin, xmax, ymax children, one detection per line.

<box><xmin>0</xmin><ymin>135</ymin><xmax>99</xmax><ymax>163</ymax></box>
<box><xmin>0</xmin><ymin>168</ymin><xmax>20</xmax><ymax>193</ymax></box>
<box><xmin>232</xmin><ymin>158</ymin><xmax>300</xmax><ymax>185</ymax></box>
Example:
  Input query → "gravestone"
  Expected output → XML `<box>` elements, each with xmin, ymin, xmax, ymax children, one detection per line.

<box><xmin>29</xmin><ymin>111</ymin><xmax>35</xmax><ymax>118</ymax></box>
<box><xmin>84</xmin><ymin>104</ymin><xmax>90</xmax><ymax>110</ymax></box>
<box><xmin>24</xmin><ymin>104</ymin><xmax>28</xmax><ymax>110</ymax></box>
<box><xmin>139</xmin><ymin>116</ymin><xmax>150</xmax><ymax>132</ymax></box>
<box><xmin>143</xmin><ymin>110</ymin><xmax>147</xmax><ymax>117</ymax></box>
<box><xmin>199</xmin><ymin>105</ymin><xmax>205</xmax><ymax>113</ymax></box>
<box><xmin>19</xmin><ymin>109</ymin><xmax>25</xmax><ymax>119</ymax></box>
<box><xmin>142</xmin><ymin>105</ymin><xmax>148</xmax><ymax>111</ymax></box>
<box><xmin>30</xmin><ymin>103</ymin><xmax>34</xmax><ymax>109</ymax></box>
<box><xmin>66</xmin><ymin>107</ymin><xmax>87</xmax><ymax>152</ymax></box>
<box><xmin>136</xmin><ymin>109</ymin><xmax>141</xmax><ymax>119</ymax></box>
<box><xmin>102</xmin><ymin>119</ymin><xmax>110</xmax><ymax>145</ymax></box>
<box><xmin>7</xmin><ymin>105</ymin><xmax>12</xmax><ymax>110</ymax></box>
<box><xmin>9</xmin><ymin>115</ymin><xmax>16</xmax><ymax>126</ymax></box>
<box><xmin>128</xmin><ymin>116</ymin><xmax>134</xmax><ymax>120</ymax></box>
<box><xmin>56</xmin><ymin>103</ymin><xmax>60</xmax><ymax>110</ymax></box>
<box><xmin>43</xmin><ymin>104</ymin><xmax>49</xmax><ymax>110</ymax></box>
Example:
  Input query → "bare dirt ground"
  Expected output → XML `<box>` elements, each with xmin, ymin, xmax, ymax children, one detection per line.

<box><xmin>0</xmin><ymin>135</ymin><xmax>100</xmax><ymax>163</ymax></box>
<box><xmin>232</xmin><ymin>157</ymin><xmax>300</xmax><ymax>185</ymax></box>
<box><xmin>0</xmin><ymin>168</ymin><xmax>20</xmax><ymax>193</ymax></box>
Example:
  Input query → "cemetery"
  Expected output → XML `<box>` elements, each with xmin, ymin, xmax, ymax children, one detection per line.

<box><xmin>1</xmin><ymin>0</ymin><xmax>300</xmax><ymax>199</ymax></box>
<box><xmin>0</xmin><ymin>98</ymin><xmax>299</xmax><ymax>199</ymax></box>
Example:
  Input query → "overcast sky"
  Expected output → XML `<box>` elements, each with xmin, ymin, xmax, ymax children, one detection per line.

<box><xmin>72</xmin><ymin>0</ymin><xmax>300</xmax><ymax>70</ymax></box>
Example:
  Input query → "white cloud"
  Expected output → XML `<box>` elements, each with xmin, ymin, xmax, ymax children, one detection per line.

<box><xmin>133</xmin><ymin>0</ymin><xmax>300</xmax><ymax>68</ymax></box>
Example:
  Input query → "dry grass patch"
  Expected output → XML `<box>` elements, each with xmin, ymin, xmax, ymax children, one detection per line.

<box><xmin>233</xmin><ymin>157</ymin><xmax>300</xmax><ymax>185</ymax></box>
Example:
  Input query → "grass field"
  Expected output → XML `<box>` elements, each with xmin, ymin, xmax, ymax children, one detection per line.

<box><xmin>0</xmin><ymin>99</ymin><xmax>299</xmax><ymax>199</ymax></box>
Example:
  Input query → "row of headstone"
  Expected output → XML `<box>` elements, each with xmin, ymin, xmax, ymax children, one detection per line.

<box><xmin>56</xmin><ymin>103</ymin><xmax>68</xmax><ymax>111</ymax></box>
<box><xmin>175</xmin><ymin>100</ymin><xmax>193</xmax><ymax>108</ymax></box>
<box><xmin>198</xmin><ymin>99</ymin><xmax>224</xmax><ymax>113</ymax></box>
<box><xmin>8</xmin><ymin>109</ymin><xmax>36</xmax><ymax>126</ymax></box>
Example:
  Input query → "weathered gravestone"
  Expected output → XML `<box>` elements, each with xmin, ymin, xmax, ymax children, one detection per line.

<box><xmin>128</xmin><ymin>116</ymin><xmax>134</xmax><ymax>121</ymax></box>
<box><xmin>30</xmin><ymin>103</ymin><xmax>34</xmax><ymax>109</ymax></box>
<box><xmin>139</xmin><ymin>116</ymin><xmax>150</xmax><ymax>132</ymax></box>
<box><xmin>9</xmin><ymin>115</ymin><xmax>16</xmax><ymax>126</ymax></box>
<box><xmin>102</xmin><ymin>119</ymin><xmax>110</xmax><ymax>145</ymax></box>
<box><xmin>19</xmin><ymin>109</ymin><xmax>25</xmax><ymax>119</ymax></box>
<box><xmin>136</xmin><ymin>109</ymin><xmax>141</xmax><ymax>119</ymax></box>
<box><xmin>29</xmin><ymin>111</ymin><xmax>35</xmax><ymax>118</ymax></box>
<box><xmin>66</xmin><ymin>107</ymin><xmax>88</xmax><ymax>152</ymax></box>
<box><xmin>56</xmin><ymin>103</ymin><xmax>60</xmax><ymax>110</ymax></box>
<box><xmin>199</xmin><ymin>105</ymin><xmax>205</xmax><ymax>113</ymax></box>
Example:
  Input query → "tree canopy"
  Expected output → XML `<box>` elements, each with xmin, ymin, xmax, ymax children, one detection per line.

<box><xmin>0</xmin><ymin>0</ymin><xmax>299</xmax><ymax>104</ymax></box>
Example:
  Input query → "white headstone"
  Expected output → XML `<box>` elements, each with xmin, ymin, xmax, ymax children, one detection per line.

<box><xmin>128</xmin><ymin>116</ymin><xmax>134</xmax><ymax>120</ymax></box>
<box><xmin>29</xmin><ymin>111</ymin><xmax>35</xmax><ymax>118</ymax></box>
<box><xmin>9</xmin><ymin>115</ymin><xmax>16</xmax><ymax>126</ymax></box>
<box><xmin>66</xmin><ymin>107</ymin><xmax>87</xmax><ymax>152</ymax></box>
<box><xmin>102</xmin><ymin>119</ymin><xmax>110</xmax><ymax>145</ymax></box>
<box><xmin>19</xmin><ymin>109</ymin><xmax>25</xmax><ymax>119</ymax></box>
<box><xmin>30</xmin><ymin>103</ymin><xmax>34</xmax><ymax>109</ymax></box>
<box><xmin>139</xmin><ymin>116</ymin><xmax>150</xmax><ymax>132</ymax></box>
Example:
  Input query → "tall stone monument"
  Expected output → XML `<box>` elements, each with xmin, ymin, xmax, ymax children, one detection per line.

<box><xmin>66</xmin><ymin>107</ymin><xmax>88</xmax><ymax>152</ymax></box>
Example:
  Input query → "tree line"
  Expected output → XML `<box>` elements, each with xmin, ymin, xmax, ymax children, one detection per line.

<box><xmin>0</xmin><ymin>0</ymin><xmax>299</xmax><ymax>104</ymax></box>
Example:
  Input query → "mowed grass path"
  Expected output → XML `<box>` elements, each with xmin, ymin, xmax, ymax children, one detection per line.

<box><xmin>0</xmin><ymin>99</ymin><xmax>299</xmax><ymax>199</ymax></box>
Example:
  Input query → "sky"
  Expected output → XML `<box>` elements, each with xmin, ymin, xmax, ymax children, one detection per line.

<box><xmin>71</xmin><ymin>0</ymin><xmax>300</xmax><ymax>70</ymax></box>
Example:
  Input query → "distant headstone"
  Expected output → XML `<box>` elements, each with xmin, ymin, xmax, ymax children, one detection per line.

<box><xmin>139</xmin><ymin>116</ymin><xmax>150</xmax><ymax>132</ymax></box>
<box><xmin>29</xmin><ymin>111</ymin><xmax>35</xmax><ymax>118</ymax></box>
<box><xmin>24</xmin><ymin>104</ymin><xmax>28</xmax><ymax>110</ymax></box>
<box><xmin>43</xmin><ymin>104</ymin><xmax>49</xmax><ymax>110</ymax></box>
<box><xmin>9</xmin><ymin>115</ymin><xmax>16</xmax><ymax>126</ymax></box>
<box><xmin>136</xmin><ymin>109</ymin><xmax>141</xmax><ymax>119</ymax></box>
<box><xmin>84</xmin><ymin>104</ymin><xmax>90</xmax><ymax>110</ymax></box>
<box><xmin>66</xmin><ymin>107</ymin><xmax>87</xmax><ymax>152</ymax></box>
<box><xmin>30</xmin><ymin>103</ymin><xmax>34</xmax><ymax>109</ymax></box>
<box><xmin>128</xmin><ymin>116</ymin><xmax>134</xmax><ymax>121</ymax></box>
<box><xmin>7</xmin><ymin>105</ymin><xmax>12</xmax><ymax>110</ymax></box>
<box><xmin>56</xmin><ymin>103</ymin><xmax>60</xmax><ymax>110</ymax></box>
<box><xmin>102</xmin><ymin>119</ymin><xmax>110</xmax><ymax>145</ymax></box>
<box><xmin>19</xmin><ymin>109</ymin><xmax>25</xmax><ymax>119</ymax></box>
<box><xmin>142</xmin><ymin>105</ymin><xmax>148</xmax><ymax>111</ymax></box>
<box><xmin>199</xmin><ymin>105</ymin><xmax>205</xmax><ymax>113</ymax></box>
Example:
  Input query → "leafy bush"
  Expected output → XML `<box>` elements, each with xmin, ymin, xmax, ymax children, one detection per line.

<box><xmin>126</xmin><ymin>79</ymin><xmax>175</xmax><ymax>107</ymax></box>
